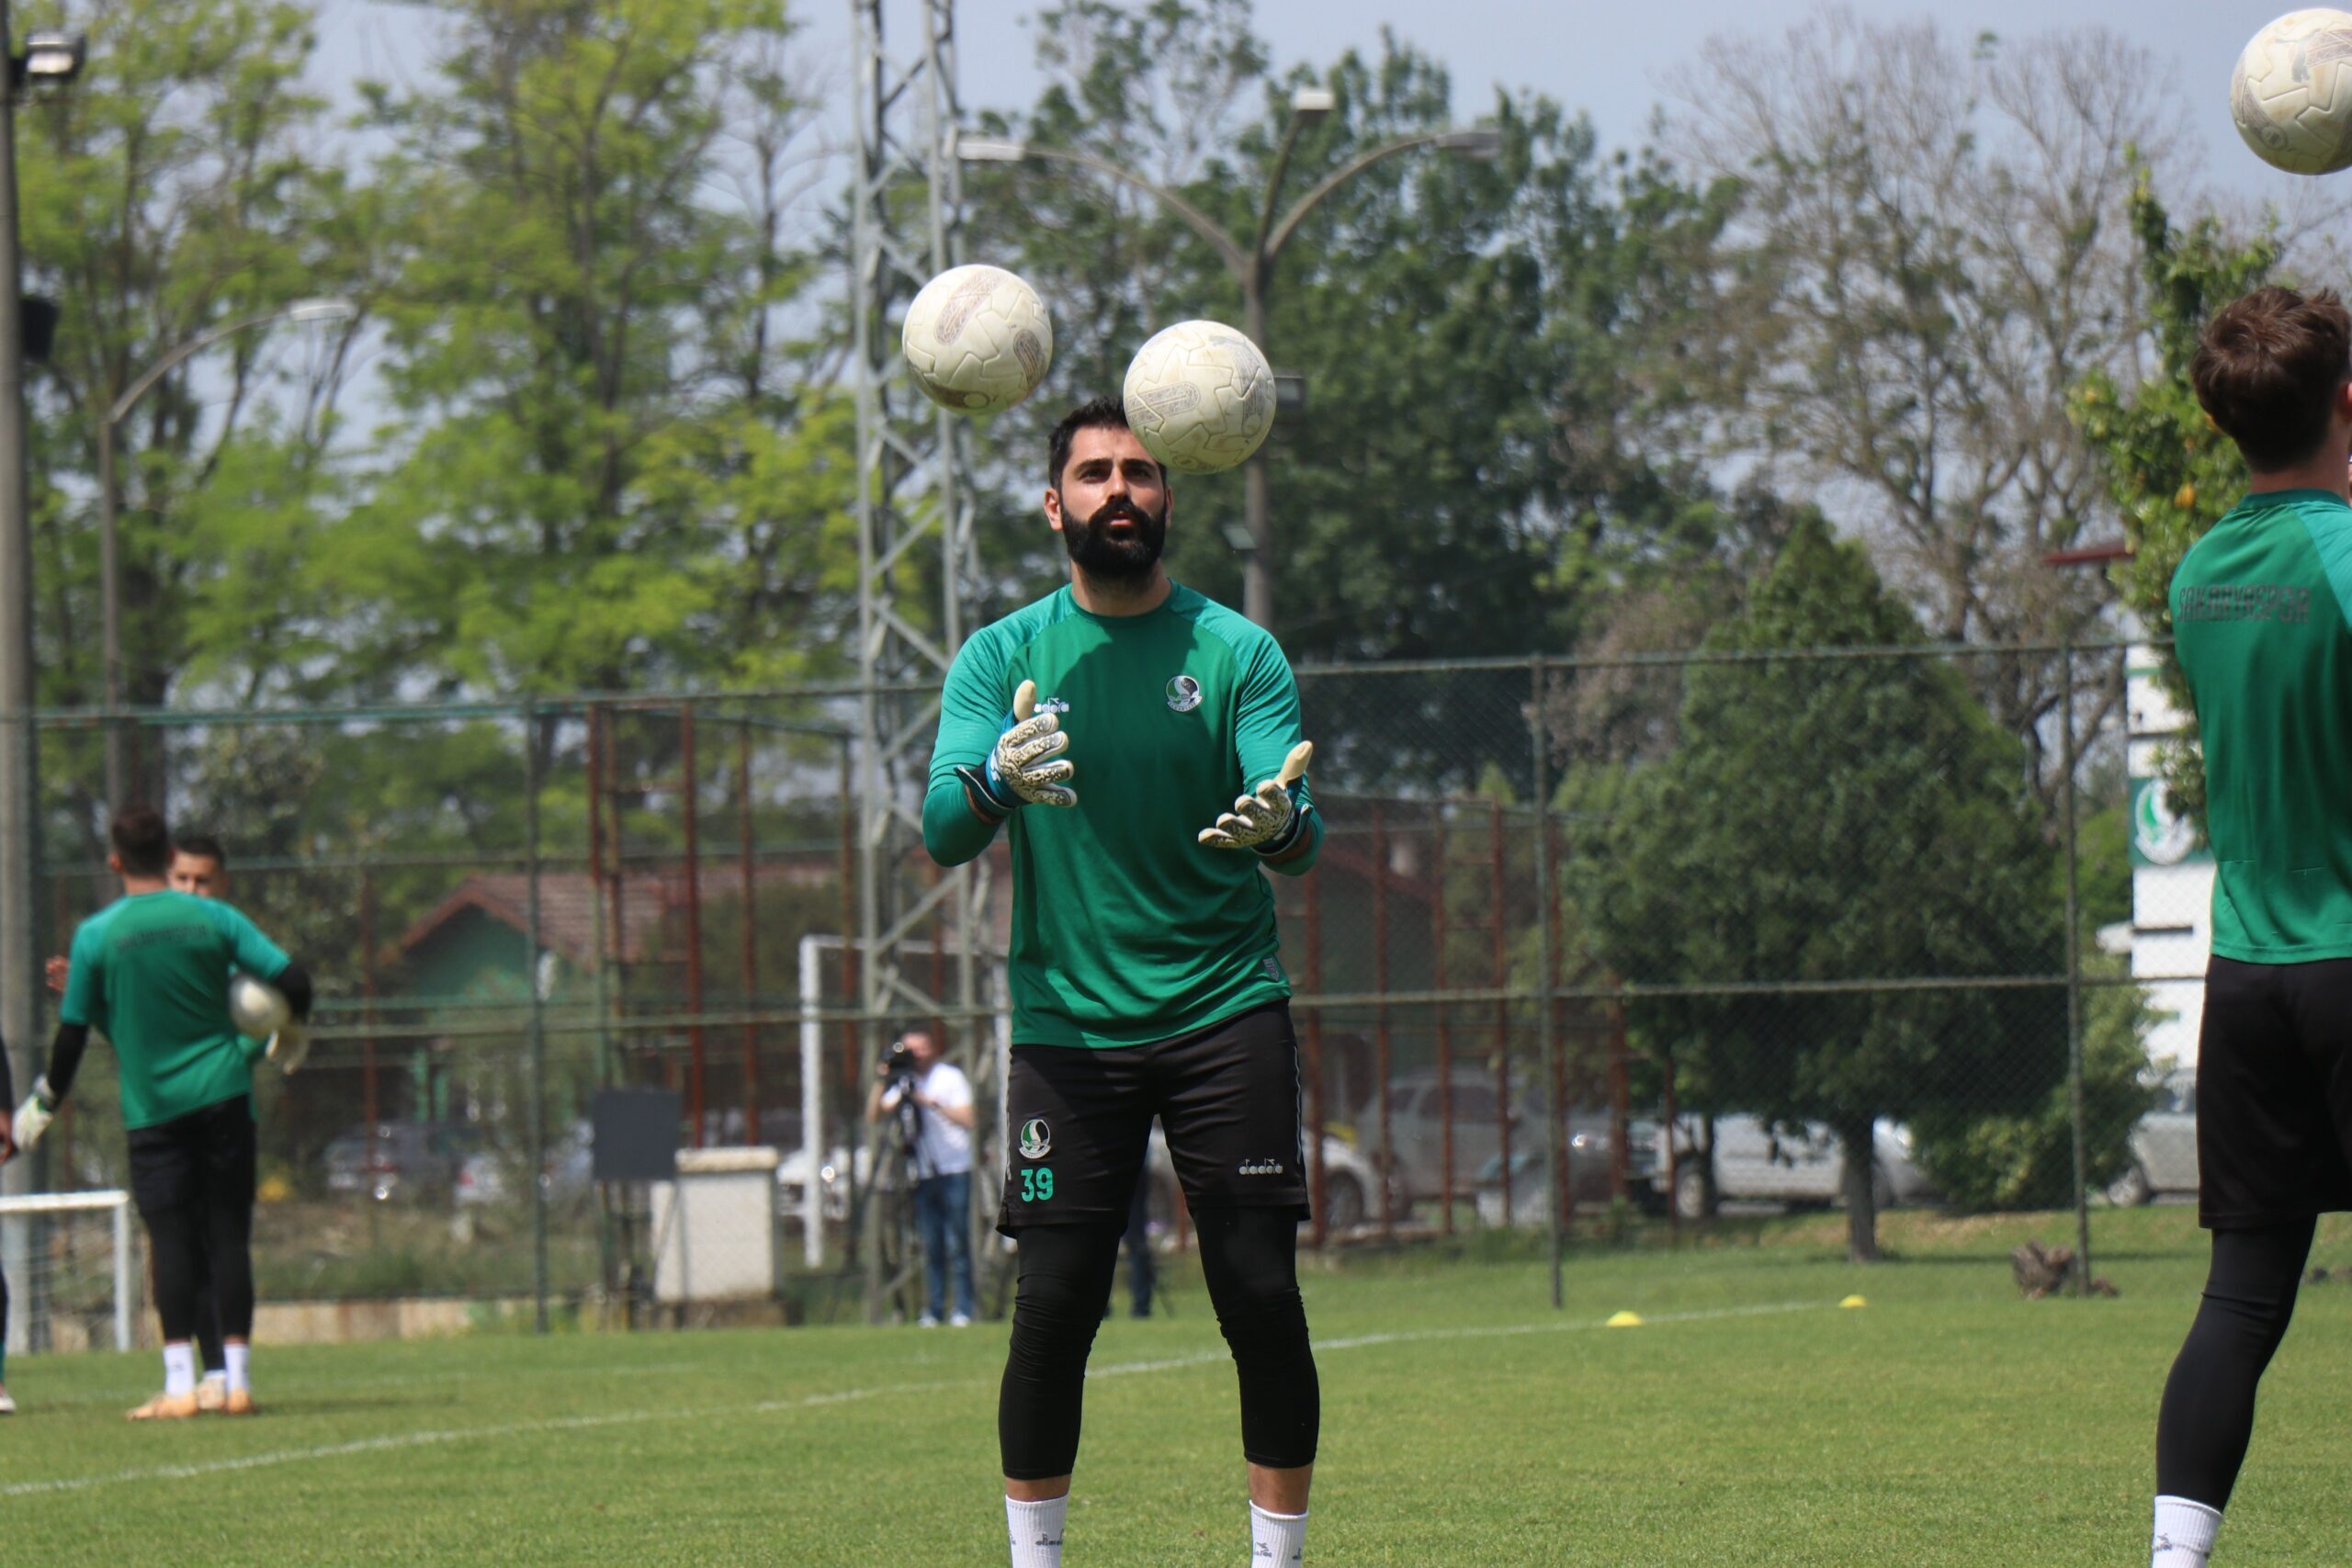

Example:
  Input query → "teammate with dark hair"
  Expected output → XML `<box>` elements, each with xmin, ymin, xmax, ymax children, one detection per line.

<box><xmin>928</xmin><ymin>395</ymin><xmax>1324</xmax><ymax>1566</ymax></box>
<box><xmin>12</xmin><ymin>808</ymin><xmax>313</xmax><ymax>1420</ymax></box>
<box><xmin>2151</xmin><ymin>284</ymin><xmax>2352</xmax><ymax>1566</ymax></box>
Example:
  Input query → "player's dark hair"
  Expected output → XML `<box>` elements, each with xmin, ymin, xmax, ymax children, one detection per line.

<box><xmin>2192</xmin><ymin>286</ymin><xmax>2352</xmax><ymax>471</ymax></box>
<box><xmin>1046</xmin><ymin>395</ymin><xmax>1166</xmax><ymax>489</ymax></box>
<box><xmin>173</xmin><ymin>832</ymin><xmax>227</xmax><ymax>868</ymax></box>
<box><xmin>111</xmin><ymin>806</ymin><xmax>172</xmax><ymax>877</ymax></box>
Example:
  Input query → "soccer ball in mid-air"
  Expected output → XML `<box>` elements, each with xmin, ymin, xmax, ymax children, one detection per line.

<box><xmin>2233</xmin><ymin>9</ymin><xmax>2352</xmax><ymax>175</ymax></box>
<box><xmin>1122</xmin><ymin>320</ymin><xmax>1276</xmax><ymax>475</ymax></box>
<box><xmin>901</xmin><ymin>264</ymin><xmax>1053</xmax><ymax>415</ymax></box>
<box><xmin>227</xmin><ymin>972</ymin><xmax>290</xmax><ymax>1041</ymax></box>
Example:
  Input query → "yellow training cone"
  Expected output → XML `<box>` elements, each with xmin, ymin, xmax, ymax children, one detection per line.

<box><xmin>1605</xmin><ymin>1311</ymin><xmax>1644</xmax><ymax>1327</ymax></box>
<box><xmin>1840</xmin><ymin>1294</ymin><xmax>1868</xmax><ymax>1310</ymax></box>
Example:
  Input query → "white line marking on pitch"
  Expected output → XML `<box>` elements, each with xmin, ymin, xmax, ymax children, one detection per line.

<box><xmin>2</xmin><ymin>1299</ymin><xmax>1826</xmax><ymax>1498</ymax></box>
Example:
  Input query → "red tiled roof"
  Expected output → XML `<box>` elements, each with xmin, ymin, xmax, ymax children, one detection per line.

<box><xmin>395</xmin><ymin>862</ymin><xmax>832</xmax><ymax>968</ymax></box>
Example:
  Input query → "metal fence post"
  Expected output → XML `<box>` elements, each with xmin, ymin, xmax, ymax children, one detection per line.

<box><xmin>1532</xmin><ymin>656</ymin><xmax>1565</xmax><ymax>1308</ymax></box>
<box><xmin>523</xmin><ymin>696</ymin><xmax>549</xmax><ymax>1334</ymax></box>
<box><xmin>2063</xmin><ymin>643</ymin><xmax>2091</xmax><ymax>1296</ymax></box>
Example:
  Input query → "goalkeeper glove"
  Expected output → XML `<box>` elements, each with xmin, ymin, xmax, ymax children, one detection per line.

<box><xmin>1198</xmin><ymin>741</ymin><xmax>1314</xmax><ymax>854</ymax></box>
<box><xmin>11</xmin><ymin>1077</ymin><xmax>57</xmax><ymax>1152</ymax></box>
<box><xmin>266</xmin><ymin>1022</ymin><xmax>311</xmax><ymax>1076</ymax></box>
<box><xmin>954</xmin><ymin>679</ymin><xmax>1077</xmax><ymax>816</ymax></box>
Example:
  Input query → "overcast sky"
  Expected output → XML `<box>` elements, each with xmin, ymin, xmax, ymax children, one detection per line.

<box><xmin>820</xmin><ymin>0</ymin><xmax>2296</xmax><ymax>196</ymax></box>
<box><xmin>311</xmin><ymin>1</ymin><xmax>2319</xmax><ymax>200</ymax></box>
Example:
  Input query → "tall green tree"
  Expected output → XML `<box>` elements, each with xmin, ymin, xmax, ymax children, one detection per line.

<box><xmin>348</xmin><ymin>0</ymin><xmax>851</xmax><ymax>706</ymax></box>
<box><xmin>1677</xmin><ymin>15</ymin><xmax>2189</xmax><ymax>808</ymax></box>
<box><xmin>961</xmin><ymin>1</ymin><xmax>1728</xmax><ymax>671</ymax></box>
<box><xmin>1590</xmin><ymin>513</ymin><xmax>2064</xmax><ymax>1259</ymax></box>
<box><xmin>2073</xmin><ymin>173</ymin><xmax>2278</xmax><ymax>827</ymax></box>
<box><xmin>17</xmin><ymin>0</ymin><xmax>362</xmax><ymax>829</ymax></box>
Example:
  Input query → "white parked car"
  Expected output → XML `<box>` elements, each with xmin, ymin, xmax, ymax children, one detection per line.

<box><xmin>1654</xmin><ymin>1114</ymin><xmax>1936</xmax><ymax>1219</ymax></box>
<box><xmin>2108</xmin><ymin>1072</ymin><xmax>2197</xmax><ymax>1206</ymax></box>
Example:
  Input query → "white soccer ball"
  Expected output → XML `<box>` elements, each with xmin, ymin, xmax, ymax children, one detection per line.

<box><xmin>1121</xmin><ymin>320</ymin><xmax>1276</xmax><ymax>476</ymax></box>
<box><xmin>2233</xmin><ymin>9</ymin><xmax>2352</xmax><ymax>175</ymax></box>
<box><xmin>900</xmin><ymin>264</ymin><xmax>1053</xmax><ymax>415</ymax></box>
<box><xmin>227</xmin><ymin>972</ymin><xmax>290</xmax><ymax>1042</ymax></box>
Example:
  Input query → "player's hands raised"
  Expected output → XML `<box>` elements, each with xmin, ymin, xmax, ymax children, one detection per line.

<box><xmin>957</xmin><ymin>680</ymin><xmax>1077</xmax><ymax>816</ymax></box>
<box><xmin>1198</xmin><ymin>741</ymin><xmax>1313</xmax><ymax>853</ymax></box>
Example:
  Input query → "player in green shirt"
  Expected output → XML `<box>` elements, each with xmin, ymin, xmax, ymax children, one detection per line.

<box><xmin>11</xmin><ymin>807</ymin><xmax>313</xmax><ymax>1421</ymax></box>
<box><xmin>928</xmin><ymin>397</ymin><xmax>1323</xmax><ymax>1568</ymax></box>
<box><xmin>2149</xmin><ymin>286</ymin><xmax>2352</xmax><ymax>1568</ymax></box>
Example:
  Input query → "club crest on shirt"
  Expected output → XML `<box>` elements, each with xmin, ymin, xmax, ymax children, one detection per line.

<box><xmin>1166</xmin><ymin>673</ymin><xmax>1202</xmax><ymax>712</ymax></box>
<box><xmin>1018</xmin><ymin>1118</ymin><xmax>1052</xmax><ymax>1159</ymax></box>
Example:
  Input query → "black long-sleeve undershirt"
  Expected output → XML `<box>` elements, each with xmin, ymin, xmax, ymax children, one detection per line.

<box><xmin>42</xmin><ymin>1022</ymin><xmax>89</xmax><ymax>1101</ymax></box>
<box><xmin>276</xmin><ymin>961</ymin><xmax>314</xmax><ymax>1023</ymax></box>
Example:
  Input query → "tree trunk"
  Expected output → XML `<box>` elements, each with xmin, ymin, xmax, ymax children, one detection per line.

<box><xmin>1835</xmin><ymin>1112</ymin><xmax>1880</xmax><ymax>1263</ymax></box>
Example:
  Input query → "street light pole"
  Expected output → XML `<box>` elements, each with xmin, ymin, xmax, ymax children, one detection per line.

<box><xmin>97</xmin><ymin>298</ymin><xmax>354</xmax><ymax>807</ymax></box>
<box><xmin>0</xmin><ymin>0</ymin><xmax>37</xmax><ymax>1336</ymax></box>
<box><xmin>961</xmin><ymin>112</ymin><xmax>1500</xmax><ymax>631</ymax></box>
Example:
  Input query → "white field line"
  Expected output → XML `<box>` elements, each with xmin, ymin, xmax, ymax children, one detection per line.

<box><xmin>2</xmin><ymin>1298</ymin><xmax>1826</xmax><ymax>1498</ymax></box>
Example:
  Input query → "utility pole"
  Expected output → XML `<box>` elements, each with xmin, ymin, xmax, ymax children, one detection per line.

<box><xmin>0</xmin><ymin>0</ymin><xmax>38</xmax><ymax>1354</ymax></box>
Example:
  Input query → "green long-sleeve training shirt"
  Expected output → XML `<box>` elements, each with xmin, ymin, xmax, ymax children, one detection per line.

<box><xmin>924</xmin><ymin>582</ymin><xmax>1321</xmax><ymax>1046</ymax></box>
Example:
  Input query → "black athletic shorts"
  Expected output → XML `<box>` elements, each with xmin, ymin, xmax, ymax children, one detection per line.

<box><xmin>998</xmin><ymin>1001</ymin><xmax>1308</xmax><ymax>1235</ymax></box>
<box><xmin>2198</xmin><ymin>956</ymin><xmax>2352</xmax><ymax>1229</ymax></box>
<box><xmin>127</xmin><ymin>1095</ymin><xmax>258</xmax><ymax>1225</ymax></box>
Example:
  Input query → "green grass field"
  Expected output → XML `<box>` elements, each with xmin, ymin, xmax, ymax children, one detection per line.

<box><xmin>8</xmin><ymin>1205</ymin><xmax>2352</xmax><ymax>1565</ymax></box>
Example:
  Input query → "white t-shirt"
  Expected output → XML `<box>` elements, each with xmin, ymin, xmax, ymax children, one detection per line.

<box><xmin>880</xmin><ymin>1060</ymin><xmax>974</xmax><ymax>1178</ymax></box>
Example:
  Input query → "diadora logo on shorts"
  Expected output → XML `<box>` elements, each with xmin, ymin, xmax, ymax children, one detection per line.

<box><xmin>1165</xmin><ymin>673</ymin><xmax>1202</xmax><ymax>713</ymax></box>
<box><xmin>1237</xmin><ymin>1158</ymin><xmax>1285</xmax><ymax>1177</ymax></box>
<box><xmin>1018</xmin><ymin>1118</ymin><xmax>1052</xmax><ymax>1159</ymax></box>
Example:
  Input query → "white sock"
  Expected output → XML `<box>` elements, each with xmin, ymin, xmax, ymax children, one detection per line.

<box><xmin>162</xmin><ymin>1342</ymin><xmax>197</xmax><ymax>1397</ymax></box>
<box><xmin>1250</xmin><ymin>1501</ymin><xmax>1307</xmax><ymax>1564</ymax></box>
<box><xmin>1006</xmin><ymin>1495</ymin><xmax>1066</xmax><ymax>1568</ymax></box>
<box><xmin>224</xmin><ymin>1343</ymin><xmax>251</xmax><ymax>1395</ymax></box>
<box><xmin>2153</xmin><ymin>1496</ymin><xmax>2221</xmax><ymax>1566</ymax></box>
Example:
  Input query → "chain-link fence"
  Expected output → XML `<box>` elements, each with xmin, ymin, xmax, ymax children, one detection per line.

<box><xmin>6</xmin><ymin>639</ymin><xmax>2196</xmax><ymax>1342</ymax></box>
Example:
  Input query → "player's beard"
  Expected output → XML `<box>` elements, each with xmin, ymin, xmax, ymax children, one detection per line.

<box><xmin>1060</xmin><ymin>494</ymin><xmax>1167</xmax><ymax>581</ymax></box>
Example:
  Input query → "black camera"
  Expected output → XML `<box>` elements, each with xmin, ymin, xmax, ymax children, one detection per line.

<box><xmin>878</xmin><ymin>1040</ymin><xmax>920</xmax><ymax>1085</ymax></box>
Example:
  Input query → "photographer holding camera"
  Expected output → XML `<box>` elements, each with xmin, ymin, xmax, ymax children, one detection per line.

<box><xmin>865</xmin><ymin>1023</ymin><xmax>978</xmax><ymax>1326</ymax></box>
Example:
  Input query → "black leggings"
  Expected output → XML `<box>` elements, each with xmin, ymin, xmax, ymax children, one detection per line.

<box><xmin>2155</xmin><ymin>1221</ymin><xmax>2314</xmax><ymax>1508</ymax></box>
<box><xmin>129</xmin><ymin>1099</ymin><xmax>257</xmax><ymax>1346</ymax></box>
<box><xmin>999</xmin><ymin>1207</ymin><xmax>1319</xmax><ymax>1480</ymax></box>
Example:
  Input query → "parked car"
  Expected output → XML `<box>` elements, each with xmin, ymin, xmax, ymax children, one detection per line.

<box><xmin>323</xmin><ymin>1121</ymin><xmax>480</xmax><ymax>1203</ymax></box>
<box><xmin>455</xmin><ymin>1120</ymin><xmax>594</xmax><ymax>1209</ymax></box>
<box><xmin>1471</xmin><ymin>1115</ymin><xmax>1662</xmax><ymax>1227</ymax></box>
<box><xmin>1358</xmin><ymin>1070</ymin><xmax>1653</xmax><ymax>1218</ymax></box>
<box><xmin>2108</xmin><ymin>1071</ymin><xmax>2198</xmax><ymax>1206</ymax></box>
<box><xmin>1354</xmin><ymin>1068</ymin><xmax>1527</xmax><ymax>1209</ymax></box>
<box><xmin>1653</xmin><ymin>1114</ymin><xmax>1935</xmax><ymax>1219</ymax></box>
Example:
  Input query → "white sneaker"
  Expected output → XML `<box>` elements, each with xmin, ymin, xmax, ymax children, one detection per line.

<box><xmin>950</xmin><ymin>1313</ymin><xmax>973</xmax><ymax>1327</ymax></box>
<box><xmin>918</xmin><ymin>1314</ymin><xmax>942</xmax><ymax>1328</ymax></box>
<box><xmin>0</xmin><ymin>1385</ymin><xmax>15</xmax><ymax>1415</ymax></box>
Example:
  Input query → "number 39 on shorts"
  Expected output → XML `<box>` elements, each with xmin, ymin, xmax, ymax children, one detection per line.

<box><xmin>1019</xmin><ymin>1167</ymin><xmax>1055</xmax><ymax>1202</ymax></box>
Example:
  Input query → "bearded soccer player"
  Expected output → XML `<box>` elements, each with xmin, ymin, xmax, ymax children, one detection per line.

<box><xmin>927</xmin><ymin>396</ymin><xmax>1323</xmax><ymax>1567</ymax></box>
<box><xmin>2149</xmin><ymin>284</ymin><xmax>2352</xmax><ymax>1567</ymax></box>
<box><xmin>12</xmin><ymin>808</ymin><xmax>313</xmax><ymax>1420</ymax></box>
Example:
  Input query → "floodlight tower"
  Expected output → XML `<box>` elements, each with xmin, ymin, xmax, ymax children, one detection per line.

<box><xmin>847</xmin><ymin>0</ymin><xmax>992</xmax><ymax>1315</ymax></box>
